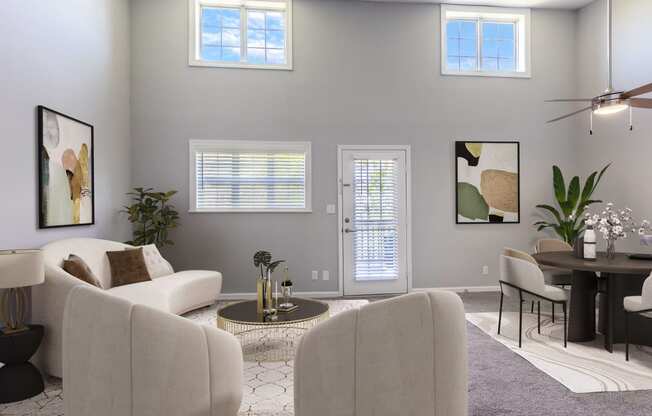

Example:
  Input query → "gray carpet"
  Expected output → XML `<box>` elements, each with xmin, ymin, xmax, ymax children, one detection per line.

<box><xmin>465</xmin><ymin>292</ymin><xmax>652</xmax><ymax>416</ymax></box>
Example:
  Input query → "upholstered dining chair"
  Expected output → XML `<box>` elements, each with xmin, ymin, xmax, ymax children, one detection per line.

<box><xmin>499</xmin><ymin>248</ymin><xmax>569</xmax><ymax>348</ymax></box>
<box><xmin>624</xmin><ymin>273</ymin><xmax>652</xmax><ymax>361</ymax></box>
<box><xmin>533</xmin><ymin>239</ymin><xmax>573</xmax><ymax>321</ymax></box>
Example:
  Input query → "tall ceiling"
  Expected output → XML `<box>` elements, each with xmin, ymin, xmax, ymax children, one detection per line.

<box><xmin>363</xmin><ymin>0</ymin><xmax>595</xmax><ymax>10</ymax></box>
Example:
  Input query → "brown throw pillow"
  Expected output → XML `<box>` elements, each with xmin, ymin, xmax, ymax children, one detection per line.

<box><xmin>63</xmin><ymin>254</ymin><xmax>103</xmax><ymax>289</ymax></box>
<box><xmin>106</xmin><ymin>247</ymin><xmax>151</xmax><ymax>288</ymax></box>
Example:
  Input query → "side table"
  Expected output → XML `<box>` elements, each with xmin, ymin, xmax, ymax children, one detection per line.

<box><xmin>0</xmin><ymin>325</ymin><xmax>45</xmax><ymax>404</ymax></box>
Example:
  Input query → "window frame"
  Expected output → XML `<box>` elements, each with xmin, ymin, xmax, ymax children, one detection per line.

<box><xmin>188</xmin><ymin>0</ymin><xmax>293</xmax><ymax>70</ymax></box>
<box><xmin>188</xmin><ymin>139</ymin><xmax>311</xmax><ymax>213</ymax></box>
<box><xmin>440</xmin><ymin>4</ymin><xmax>531</xmax><ymax>78</ymax></box>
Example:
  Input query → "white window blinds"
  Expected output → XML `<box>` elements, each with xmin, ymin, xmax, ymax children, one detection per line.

<box><xmin>190</xmin><ymin>140</ymin><xmax>311</xmax><ymax>212</ymax></box>
<box><xmin>353</xmin><ymin>159</ymin><xmax>400</xmax><ymax>281</ymax></box>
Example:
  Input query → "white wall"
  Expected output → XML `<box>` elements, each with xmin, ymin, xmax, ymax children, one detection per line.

<box><xmin>575</xmin><ymin>0</ymin><xmax>652</xmax><ymax>253</ymax></box>
<box><xmin>0</xmin><ymin>0</ymin><xmax>132</xmax><ymax>249</ymax></box>
<box><xmin>130</xmin><ymin>0</ymin><xmax>578</xmax><ymax>294</ymax></box>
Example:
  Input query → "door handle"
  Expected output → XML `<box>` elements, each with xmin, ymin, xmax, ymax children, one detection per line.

<box><xmin>344</xmin><ymin>228</ymin><xmax>357</xmax><ymax>233</ymax></box>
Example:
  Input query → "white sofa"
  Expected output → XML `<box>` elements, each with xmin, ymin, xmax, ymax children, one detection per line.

<box><xmin>32</xmin><ymin>238</ymin><xmax>223</xmax><ymax>377</ymax></box>
<box><xmin>294</xmin><ymin>291</ymin><xmax>468</xmax><ymax>416</ymax></box>
<box><xmin>64</xmin><ymin>285</ymin><xmax>242</xmax><ymax>416</ymax></box>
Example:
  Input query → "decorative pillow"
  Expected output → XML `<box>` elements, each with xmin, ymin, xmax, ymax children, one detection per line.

<box><xmin>129</xmin><ymin>244</ymin><xmax>174</xmax><ymax>278</ymax></box>
<box><xmin>63</xmin><ymin>254</ymin><xmax>103</xmax><ymax>289</ymax></box>
<box><xmin>106</xmin><ymin>248</ymin><xmax>151</xmax><ymax>288</ymax></box>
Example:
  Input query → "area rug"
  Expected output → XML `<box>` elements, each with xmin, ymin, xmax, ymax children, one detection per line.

<box><xmin>466</xmin><ymin>311</ymin><xmax>652</xmax><ymax>393</ymax></box>
<box><xmin>0</xmin><ymin>299</ymin><xmax>367</xmax><ymax>416</ymax></box>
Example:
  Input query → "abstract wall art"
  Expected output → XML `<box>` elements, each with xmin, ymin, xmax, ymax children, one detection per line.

<box><xmin>38</xmin><ymin>106</ymin><xmax>94</xmax><ymax>228</ymax></box>
<box><xmin>455</xmin><ymin>141</ymin><xmax>519</xmax><ymax>224</ymax></box>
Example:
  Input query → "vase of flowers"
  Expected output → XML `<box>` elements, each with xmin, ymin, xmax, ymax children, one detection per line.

<box><xmin>253</xmin><ymin>250</ymin><xmax>285</xmax><ymax>314</ymax></box>
<box><xmin>585</xmin><ymin>203</ymin><xmax>650</xmax><ymax>260</ymax></box>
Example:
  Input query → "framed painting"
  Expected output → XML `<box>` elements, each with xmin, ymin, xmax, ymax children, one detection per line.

<box><xmin>38</xmin><ymin>106</ymin><xmax>95</xmax><ymax>228</ymax></box>
<box><xmin>455</xmin><ymin>141</ymin><xmax>519</xmax><ymax>224</ymax></box>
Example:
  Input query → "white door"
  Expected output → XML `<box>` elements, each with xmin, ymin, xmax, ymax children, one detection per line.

<box><xmin>339</xmin><ymin>148</ymin><xmax>409</xmax><ymax>296</ymax></box>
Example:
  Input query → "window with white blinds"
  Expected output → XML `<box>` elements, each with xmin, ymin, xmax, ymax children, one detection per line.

<box><xmin>353</xmin><ymin>159</ymin><xmax>400</xmax><ymax>281</ymax></box>
<box><xmin>189</xmin><ymin>140</ymin><xmax>311</xmax><ymax>212</ymax></box>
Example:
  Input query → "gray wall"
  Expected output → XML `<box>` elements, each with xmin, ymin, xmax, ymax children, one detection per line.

<box><xmin>0</xmin><ymin>0</ymin><xmax>132</xmax><ymax>249</ymax></box>
<box><xmin>130</xmin><ymin>0</ymin><xmax>579</xmax><ymax>293</ymax></box>
<box><xmin>575</xmin><ymin>0</ymin><xmax>652</xmax><ymax>253</ymax></box>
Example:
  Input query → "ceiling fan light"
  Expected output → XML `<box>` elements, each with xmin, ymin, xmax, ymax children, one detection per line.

<box><xmin>593</xmin><ymin>100</ymin><xmax>629</xmax><ymax>115</ymax></box>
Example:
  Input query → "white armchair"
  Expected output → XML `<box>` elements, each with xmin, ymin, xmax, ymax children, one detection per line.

<box><xmin>624</xmin><ymin>273</ymin><xmax>652</xmax><ymax>361</ymax></box>
<box><xmin>294</xmin><ymin>291</ymin><xmax>468</xmax><ymax>416</ymax></box>
<box><xmin>63</xmin><ymin>285</ymin><xmax>243</xmax><ymax>416</ymax></box>
<box><xmin>499</xmin><ymin>248</ymin><xmax>568</xmax><ymax>348</ymax></box>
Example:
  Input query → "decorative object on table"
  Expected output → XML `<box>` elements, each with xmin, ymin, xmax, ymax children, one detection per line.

<box><xmin>534</xmin><ymin>163</ymin><xmax>610</xmax><ymax>244</ymax></box>
<box><xmin>585</xmin><ymin>203</ymin><xmax>651</xmax><ymax>259</ymax></box>
<box><xmin>456</xmin><ymin>141</ymin><xmax>520</xmax><ymax>223</ymax></box>
<box><xmin>253</xmin><ymin>250</ymin><xmax>284</xmax><ymax>314</ymax></box>
<box><xmin>630</xmin><ymin>236</ymin><xmax>652</xmax><ymax>260</ymax></box>
<box><xmin>0</xmin><ymin>325</ymin><xmax>45</xmax><ymax>403</ymax></box>
<box><xmin>37</xmin><ymin>106</ymin><xmax>94</xmax><ymax>228</ymax></box>
<box><xmin>573</xmin><ymin>236</ymin><xmax>585</xmax><ymax>258</ymax></box>
<box><xmin>583</xmin><ymin>225</ymin><xmax>597</xmax><ymax>260</ymax></box>
<box><xmin>0</xmin><ymin>250</ymin><xmax>44</xmax><ymax>333</ymax></box>
<box><xmin>122</xmin><ymin>187</ymin><xmax>179</xmax><ymax>247</ymax></box>
<box><xmin>280</xmin><ymin>268</ymin><xmax>295</xmax><ymax>310</ymax></box>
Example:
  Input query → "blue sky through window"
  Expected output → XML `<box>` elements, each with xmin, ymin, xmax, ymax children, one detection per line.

<box><xmin>446</xmin><ymin>19</ymin><xmax>516</xmax><ymax>73</ymax></box>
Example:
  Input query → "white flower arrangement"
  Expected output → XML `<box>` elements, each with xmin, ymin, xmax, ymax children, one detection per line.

<box><xmin>584</xmin><ymin>203</ymin><xmax>650</xmax><ymax>243</ymax></box>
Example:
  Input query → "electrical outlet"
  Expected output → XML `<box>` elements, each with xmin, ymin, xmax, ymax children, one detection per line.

<box><xmin>312</xmin><ymin>270</ymin><xmax>319</xmax><ymax>280</ymax></box>
<box><xmin>326</xmin><ymin>204</ymin><xmax>336</xmax><ymax>214</ymax></box>
<box><xmin>482</xmin><ymin>265</ymin><xmax>489</xmax><ymax>275</ymax></box>
<box><xmin>322</xmin><ymin>270</ymin><xmax>330</xmax><ymax>281</ymax></box>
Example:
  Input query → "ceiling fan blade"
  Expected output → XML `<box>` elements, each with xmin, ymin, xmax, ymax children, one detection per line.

<box><xmin>622</xmin><ymin>82</ymin><xmax>652</xmax><ymax>98</ymax></box>
<box><xmin>545</xmin><ymin>99</ymin><xmax>593</xmax><ymax>102</ymax></box>
<box><xmin>546</xmin><ymin>106</ymin><xmax>593</xmax><ymax>123</ymax></box>
<box><xmin>630</xmin><ymin>98</ymin><xmax>652</xmax><ymax>109</ymax></box>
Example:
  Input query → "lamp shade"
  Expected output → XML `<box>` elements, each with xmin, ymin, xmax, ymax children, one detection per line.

<box><xmin>0</xmin><ymin>250</ymin><xmax>45</xmax><ymax>289</ymax></box>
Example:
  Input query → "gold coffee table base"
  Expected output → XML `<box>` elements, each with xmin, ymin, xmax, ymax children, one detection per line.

<box><xmin>217</xmin><ymin>298</ymin><xmax>329</xmax><ymax>362</ymax></box>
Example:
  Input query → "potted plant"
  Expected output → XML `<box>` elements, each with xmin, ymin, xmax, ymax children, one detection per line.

<box><xmin>253</xmin><ymin>251</ymin><xmax>285</xmax><ymax>313</ymax></box>
<box><xmin>534</xmin><ymin>164</ymin><xmax>610</xmax><ymax>245</ymax></box>
<box><xmin>122</xmin><ymin>187</ymin><xmax>179</xmax><ymax>247</ymax></box>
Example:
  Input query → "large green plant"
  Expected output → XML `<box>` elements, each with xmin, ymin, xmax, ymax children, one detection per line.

<box><xmin>122</xmin><ymin>187</ymin><xmax>180</xmax><ymax>247</ymax></box>
<box><xmin>534</xmin><ymin>164</ymin><xmax>610</xmax><ymax>244</ymax></box>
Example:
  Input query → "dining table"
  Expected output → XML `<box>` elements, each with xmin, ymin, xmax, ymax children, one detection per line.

<box><xmin>533</xmin><ymin>251</ymin><xmax>652</xmax><ymax>352</ymax></box>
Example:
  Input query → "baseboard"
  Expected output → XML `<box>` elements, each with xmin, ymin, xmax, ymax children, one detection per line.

<box><xmin>411</xmin><ymin>285</ymin><xmax>500</xmax><ymax>293</ymax></box>
<box><xmin>218</xmin><ymin>291</ymin><xmax>341</xmax><ymax>301</ymax></box>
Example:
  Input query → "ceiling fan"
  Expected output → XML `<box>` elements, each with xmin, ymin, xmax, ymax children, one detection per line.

<box><xmin>546</xmin><ymin>0</ymin><xmax>652</xmax><ymax>134</ymax></box>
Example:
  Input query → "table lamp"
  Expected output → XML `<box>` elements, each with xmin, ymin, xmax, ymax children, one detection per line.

<box><xmin>0</xmin><ymin>250</ymin><xmax>44</xmax><ymax>334</ymax></box>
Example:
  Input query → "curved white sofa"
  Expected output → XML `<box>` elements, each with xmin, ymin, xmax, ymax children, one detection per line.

<box><xmin>32</xmin><ymin>238</ymin><xmax>222</xmax><ymax>377</ymax></box>
<box><xmin>294</xmin><ymin>291</ymin><xmax>468</xmax><ymax>416</ymax></box>
<box><xmin>64</xmin><ymin>285</ymin><xmax>242</xmax><ymax>416</ymax></box>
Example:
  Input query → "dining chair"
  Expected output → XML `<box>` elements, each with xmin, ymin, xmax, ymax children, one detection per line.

<box><xmin>534</xmin><ymin>239</ymin><xmax>573</xmax><ymax>321</ymax></box>
<box><xmin>499</xmin><ymin>248</ymin><xmax>568</xmax><ymax>348</ymax></box>
<box><xmin>624</xmin><ymin>273</ymin><xmax>652</xmax><ymax>361</ymax></box>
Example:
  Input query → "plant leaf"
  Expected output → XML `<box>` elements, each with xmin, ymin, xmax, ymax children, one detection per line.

<box><xmin>580</xmin><ymin>172</ymin><xmax>596</xmax><ymax>202</ymax></box>
<box><xmin>592</xmin><ymin>163</ymin><xmax>611</xmax><ymax>194</ymax></box>
<box><xmin>567</xmin><ymin>176</ymin><xmax>581</xmax><ymax>212</ymax></box>
<box><xmin>536</xmin><ymin>204</ymin><xmax>562</xmax><ymax>223</ymax></box>
<box><xmin>553</xmin><ymin>166</ymin><xmax>566</xmax><ymax>204</ymax></box>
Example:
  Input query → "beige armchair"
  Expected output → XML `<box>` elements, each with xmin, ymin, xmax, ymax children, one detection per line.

<box><xmin>63</xmin><ymin>285</ymin><xmax>243</xmax><ymax>416</ymax></box>
<box><xmin>294</xmin><ymin>291</ymin><xmax>468</xmax><ymax>416</ymax></box>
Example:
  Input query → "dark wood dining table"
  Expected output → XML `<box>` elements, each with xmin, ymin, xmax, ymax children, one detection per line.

<box><xmin>533</xmin><ymin>251</ymin><xmax>652</xmax><ymax>352</ymax></box>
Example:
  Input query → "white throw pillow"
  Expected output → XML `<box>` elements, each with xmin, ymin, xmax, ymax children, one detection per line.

<box><xmin>136</xmin><ymin>244</ymin><xmax>174</xmax><ymax>278</ymax></box>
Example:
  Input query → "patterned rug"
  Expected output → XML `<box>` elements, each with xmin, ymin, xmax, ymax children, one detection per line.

<box><xmin>0</xmin><ymin>299</ymin><xmax>367</xmax><ymax>416</ymax></box>
<box><xmin>466</xmin><ymin>311</ymin><xmax>652</xmax><ymax>393</ymax></box>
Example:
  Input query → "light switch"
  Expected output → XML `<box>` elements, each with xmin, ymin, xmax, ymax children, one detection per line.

<box><xmin>322</xmin><ymin>270</ymin><xmax>330</xmax><ymax>281</ymax></box>
<box><xmin>326</xmin><ymin>204</ymin><xmax>336</xmax><ymax>214</ymax></box>
<box><xmin>312</xmin><ymin>271</ymin><xmax>319</xmax><ymax>280</ymax></box>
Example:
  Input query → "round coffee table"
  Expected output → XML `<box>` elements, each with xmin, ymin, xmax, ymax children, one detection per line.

<box><xmin>217</xmin><ymin>297</ymin><xmax>329</xmax><ymax>361</ymax></box>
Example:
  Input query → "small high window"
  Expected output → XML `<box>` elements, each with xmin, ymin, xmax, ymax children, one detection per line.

<box><xmin>189</xmin><ymin>0</ymin><xmax>292</xmax><ymax>70</ymax></box>
<box><xmin>441</xmin><ymin>4</ymin><xmax>530</xmax><ymax>78</ymax></box>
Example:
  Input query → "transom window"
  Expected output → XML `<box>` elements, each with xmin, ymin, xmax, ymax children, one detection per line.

<box><xmin>189</xmin><ymin>0</ymin><xmax>292</xmax><ymax>70</ymax></box>
<box><xmin>441</xmin><ymin>5</ymin><xmax>530</xmax><ymax>78</ymax></box>
<box><xmin>189</xmin><ymin>140</ymin><xmax>311</xmax><ymax>212</ymax></box>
